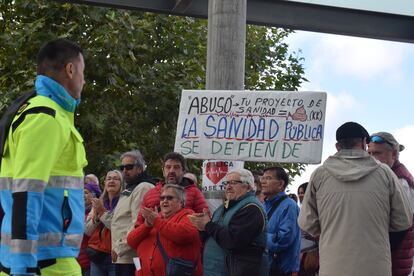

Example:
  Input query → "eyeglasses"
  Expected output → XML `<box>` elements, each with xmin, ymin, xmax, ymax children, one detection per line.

<box><xmin>160</xmin><ymin>195</ymin><xmax>176</xmax><ymax>201</ymax></box>
<box><xmin>222</xmin><ymin>180</ymin><xmax>244</xmax><ymax>186</ymax></box>
<box><xmin>370</xmin><ymin>135</ymin><xmax>394</xmax><ymax>147</ymax></box>
<box><xmin>105</xmin><ymin>177</ymin><xmax>120</xmax><ymax>181</ymax></box>
<box><xmin>119</xmin><ymin>164</ymin><xmax>136</xmax><ymax>171</ymax></box>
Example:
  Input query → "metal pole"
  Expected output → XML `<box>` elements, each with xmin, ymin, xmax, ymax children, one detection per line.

<box><xmin>206</xmin><ymin>0</ymin><xmax>246</xmax><ymax>90</ymax></box>
<box><xmin>204</xmin><ymin>0</ymin><xmax>247</xmax><ymax>212</ymax></box>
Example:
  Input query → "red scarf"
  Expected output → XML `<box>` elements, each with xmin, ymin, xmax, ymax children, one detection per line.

<box><xmin>392</xmin><ymin>160</ymin><xmax>414</xmax><ymax>189</ymax></box>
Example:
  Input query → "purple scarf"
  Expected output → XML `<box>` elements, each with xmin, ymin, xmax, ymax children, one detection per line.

<box><xmin>104</xmin><ymin>196</ymin><xmax>119</xmax><ymax>211</ymax></box>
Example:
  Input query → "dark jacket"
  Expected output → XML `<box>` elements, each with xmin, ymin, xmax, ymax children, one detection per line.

<box><xmin>203</xmin><ymin>191</ymin><xmax>266</xmax><ymax>276</ymax></box>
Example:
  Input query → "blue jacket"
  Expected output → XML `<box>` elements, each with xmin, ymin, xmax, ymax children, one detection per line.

<box><xmin>0</xmin><ymin>76</ymin><xmax>87</xmax><ymax>275</ymax></box>
<box><xmin>264</xmin><ymin>191</ymin><xmax>300</xmax><ymax>273</ymax></box>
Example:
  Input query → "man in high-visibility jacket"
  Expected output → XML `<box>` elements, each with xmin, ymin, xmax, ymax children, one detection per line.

<box><xmin>0</xmin><ymin>39</ymin><xmax>87</xmax><ymax>275</ymax></box>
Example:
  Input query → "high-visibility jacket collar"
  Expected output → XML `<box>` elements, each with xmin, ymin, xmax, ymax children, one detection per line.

<box><xmin>35</xmin><ymin>75</ymin><xmax>80</xmax><ymax>112</ymax></box>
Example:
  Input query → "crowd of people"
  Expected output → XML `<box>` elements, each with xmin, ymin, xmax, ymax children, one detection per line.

<box><xmin>1</xmin><ymin>39</ymin><xmax>414</xmax><ymax>276</ymax></box>
<box><xmin>58</xmin><ymin>125</ymin><xmax>414</xmax><ymax>276</ymax></box>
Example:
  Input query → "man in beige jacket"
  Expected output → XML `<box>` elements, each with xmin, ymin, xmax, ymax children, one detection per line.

<box><xmin>298</xmin><ymin>122</ymin><xmax>412</xmax><ymax>276</ymax></box>
<box><xmin>104</xmin><ymin>150</ymin><xmax>154</xmax><ymax>275</ymax></box>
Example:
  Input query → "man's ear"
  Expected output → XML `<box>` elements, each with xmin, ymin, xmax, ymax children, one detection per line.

<box><xmin>279</xmin><ymin>180</ymin><xmax>285</xmax><ymax>190</ymax></box>
<box><xmin>335</xmin><ymin>142</ymin><xmax>340</xmax><ymax>151</ymax></box>
<box><xmin>137</xmin><ymin>166</ymin><xmax>143</xmax><ymax>174</ymax></box>
<box><xmin>64</xmin><ymin>62</ymin><xmax>74</xmax><ymax>79</ymax></box>
<box><xmin>392</xmin><ymin>149</ymin><xmax>398</xmax><ymax>162</ymax></box>
<box><xmin>361</xmin><ymin>138</ymin><xmax>367</xmax><ymax>150</ymax></box>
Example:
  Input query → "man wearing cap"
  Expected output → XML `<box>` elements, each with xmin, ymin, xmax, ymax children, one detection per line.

<box><xmin>368</xmin><ymin>132</ymin><xmax>414</xmax><ymax>276</ymax></box>
<box><xmin>299</xmin><ymin>122</ymin><xmax>412</xmax><ymax>276</ymax></box>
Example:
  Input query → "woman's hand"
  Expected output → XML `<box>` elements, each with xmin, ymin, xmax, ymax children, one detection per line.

<box><xmin>142</xmin><ymin>207</ymin><xmax>158</xmax><ymax>227</ymax></box>
<box><xmin>188</xmin><ymin>208</ymin><xmax>211</xmax><ymax>231</ymax></box>
<box><xmin>91</xmin><ymin>198</ymin><xmax>105</xmax><ymax>222</ymax></box>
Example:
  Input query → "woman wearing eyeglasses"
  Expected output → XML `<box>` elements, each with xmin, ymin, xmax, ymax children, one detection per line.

<box><xmin>85</xmin><ymin>170</ymin><xmax>122</xmax><ymax>276</ymax></box>
<box><xmin>127</xmin><ymin>184</ymin><xmax>202</xmax><ymax>276</ymax></box>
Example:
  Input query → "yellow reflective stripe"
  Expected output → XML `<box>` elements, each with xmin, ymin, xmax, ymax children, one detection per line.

<box><xmin>0</xmin><ymin>177</ymin><xmax>12</xmax><ymax>191</ymax></box>
<box><xmin>48</xmin><ymin>176</ymin><xmax>83</xmax><ymax>189</ymax></box>
<box><xmin>10</xmin><ymin>239</ymin><xmax>37</xmax><ymax>254</ymax></box>
<box><xmin>13</xmin><ymin>178</ymin><xmax>47</xmax><ymax>193</ymax></box>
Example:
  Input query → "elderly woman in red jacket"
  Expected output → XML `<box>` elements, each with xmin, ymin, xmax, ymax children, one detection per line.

<box><xmin>127</xmin><ymin>184</ymin><xmax>202</xmax><ymax>276</ymax></box>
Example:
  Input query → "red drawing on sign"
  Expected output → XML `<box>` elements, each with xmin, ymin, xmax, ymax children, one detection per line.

<box><xmin>205</xmin><ymin>162</ymin><xmax>229</xmax><ymax>185</ymax></box>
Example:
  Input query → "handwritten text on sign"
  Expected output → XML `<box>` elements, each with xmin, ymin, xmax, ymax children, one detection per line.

<box><xmin>174</xmin><ymin>90</ymin><xmax>327</xmax><ymax>163</ymax></box>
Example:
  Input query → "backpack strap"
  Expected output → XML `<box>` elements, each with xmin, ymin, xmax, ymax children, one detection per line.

<box><xmin>267</xmin><ymin>195</ymin><xmax>288</xmax><ymax>220</ymax></box>
<box><xmin>0</xmin><ymin>91</ymin><xmax>36</xmax><ymax>161</ymax></box>
<box><xmin>11</xmin><ymin>106</ymin><xmax>56</xmax><ymax>133</ymax></box>
<box><xmin>0</xmin><ymin>90</ymin><xmax>56</xmax><ymax>168</ymax></box>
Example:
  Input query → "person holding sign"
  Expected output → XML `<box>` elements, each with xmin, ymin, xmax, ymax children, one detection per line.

<box><xmin>299</xmin><ymin>122</ymin><xmax>412</xmax><ymax>276</ymax></box>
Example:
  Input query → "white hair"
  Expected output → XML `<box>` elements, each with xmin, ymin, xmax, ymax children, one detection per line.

<box><xmin>226</xmin><ymin>168</ymin><xmax>256</xmax><ymax>192</ymax></box>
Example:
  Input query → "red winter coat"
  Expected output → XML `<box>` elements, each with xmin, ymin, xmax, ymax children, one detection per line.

<box><xmin>127</xmin><ymin>208</ymin><xmax>202</xmax><ymax>276</ymax></box>
<box><xmin>391</xmin><ymin>216</ymin><xmax>414</xmax><ymax>276</ymax></box>
<box><xmin>77</xmin><ymin>209</ymin><xmax>91</xmax><ymax>270</ymax></box>
<box><xmin>392</xmin><ymin>161</ymin><xmax>414</xmax><ymax>276</ymax></box>
<box><xmin>136</xmin><ymin>181</ymin><xmax>209</xmax><ymax>226</ymax></box>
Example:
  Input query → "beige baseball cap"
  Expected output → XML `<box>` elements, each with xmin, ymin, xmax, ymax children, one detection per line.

<box><xmin>370</xmin><ymin>132</ymin><xmax>405</xmax><ymax>152</ymax></box>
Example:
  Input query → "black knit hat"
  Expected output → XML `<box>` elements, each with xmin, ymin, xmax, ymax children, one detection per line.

<box><xmin>336</xmin><ymin>122</ymin><xmax>369</xmax><ymax>141</ymax></box>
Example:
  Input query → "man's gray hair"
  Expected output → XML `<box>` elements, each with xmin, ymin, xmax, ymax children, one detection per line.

<box><xmin>162</xmin><ymin>184</ymin><xmax>186</xmax><ymax>207</ymax></box>
<box><xmin>120</xmin><ymin>150</ymin><xmax>146</xmax><ymax>170</ymax></box>
<box><xmin>226</xmin><ymin>168</ymin><xmax>256</xmax><ymax>192</ymax></box>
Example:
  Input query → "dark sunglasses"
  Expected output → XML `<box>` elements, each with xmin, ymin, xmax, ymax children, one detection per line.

<box><xmin>370</xmin><ymin>135</ymin><xmax>393</xmax><ymax>147</ymax></box>
<box><xmin>119</xmin><ymin>164</ymin><xmax>136</xmax><ymax>171</ymax></box>
<box><xmin>160</xmin><ymin>195</ymin><xmax>176</xmax><ymax>201</ymax></box>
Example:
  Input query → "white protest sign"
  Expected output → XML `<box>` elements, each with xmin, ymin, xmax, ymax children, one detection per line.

<box><xmin>202</xmin><ymin>160</ymin><xmax>245</xmax><ymax>192</ymax></box>
<box><xmin>201</xmin><ymin>160</ymin><xmax>244</xmax><ymax>211</ymax></box>
<box><xmin>174</xmin><ymin>90</ymin><xmax>327</xmax><ymax>163</ymax></box>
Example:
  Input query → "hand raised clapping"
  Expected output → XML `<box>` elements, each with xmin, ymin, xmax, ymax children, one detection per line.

<box><xmin>91</xmin><ymin>198</ymin><xmax>105</xmax><ymax>222</ymax></box>
<box><xmin>141</xmin><ymin>206</ymin><xmax>158</xmax><ymax>227</ymax></box>
<box><xmin>187</xmin><ymin>208</ymin><xmax>211</xmax><ymax>231</ymax></box>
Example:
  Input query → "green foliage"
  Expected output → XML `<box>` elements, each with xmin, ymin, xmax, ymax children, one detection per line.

<box><xmin>0</xmin><ymin>0</ymin><xmax>307</xmax><ymax>184</ymax></box>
